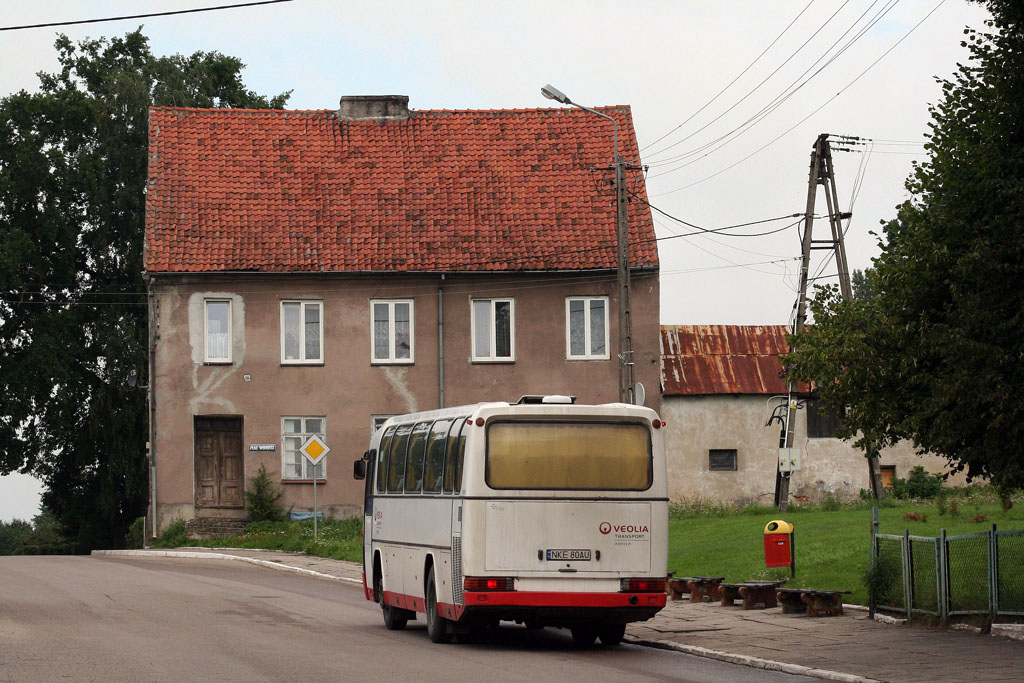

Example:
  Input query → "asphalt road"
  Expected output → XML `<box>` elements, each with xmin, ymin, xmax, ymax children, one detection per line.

<box><xmin>0</xmin><ymin>556</ymin><xmax>815</xmax><ymax>682</ymax></box>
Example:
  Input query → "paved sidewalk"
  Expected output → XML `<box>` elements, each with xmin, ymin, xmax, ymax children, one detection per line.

<box><xmin>95</xmin><ymin>548</ymin><xmax>1023</xmax><ymax>682</ymax></box>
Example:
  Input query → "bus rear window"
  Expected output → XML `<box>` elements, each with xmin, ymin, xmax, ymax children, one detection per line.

<box><xmin>486</xmin><ymin>421</ymin><xmax>651</xmax><ymax>490</ymax></box>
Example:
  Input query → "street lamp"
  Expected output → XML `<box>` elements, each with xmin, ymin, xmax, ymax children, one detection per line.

<box><xmin>541</xmin><ymin>84</ymin><xmax>634</xmax><ymax>404</ymax></box>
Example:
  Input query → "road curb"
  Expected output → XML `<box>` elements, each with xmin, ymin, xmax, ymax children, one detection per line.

<box><xmin>623</xmin><ymin>636</ymin><xmax>881</xmax><ymax>683</ymax></box>
<box><xmin>91</xmin><ymin>549</ymin><xmax>362</xmax><ymax>585</ymax></box>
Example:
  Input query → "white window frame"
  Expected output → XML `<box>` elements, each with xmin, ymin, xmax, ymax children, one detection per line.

<box><xmin>470</xmin><ymin>297</ymin><xmax>515</xmax><ymax>362</ymax></box>
<box><xmin>280</xmin><ymin>300</ymin><xmax>324</xmax><ymax>365</ymax></box>
<box><xmin>371</xmin><ymin>415</ymin><xmax>394</xmax><ymax>432</ymax></box>
<box><xmin>281</xmin><ymin>416</ymin><xmax>327</xmax><ymax>480</ymax></box>
<box><xmin>565</xmin><ymin>296</ymin><xmax>610</xmax><ymax>360</ymax></box>
<box><xmin>203</xmin><ymin>299</ymin><xmax>232</xmax><ymax>363</ymax></box>
<box><xmin>370</xmin><ymin>299</ymin><xmax>415</xmax><ymax>364</ymax></box>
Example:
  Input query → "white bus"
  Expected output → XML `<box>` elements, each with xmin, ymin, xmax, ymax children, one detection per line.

<box><xmin>353</xmin><ymin>395</ymin><xmax>668</xmax><ymax>645</ymax></box>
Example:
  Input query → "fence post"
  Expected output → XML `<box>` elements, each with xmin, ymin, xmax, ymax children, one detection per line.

<box><xmin>903</xmin><ymin>528</ymin><xmax>913</xmax><ymax>619</ymax></box>
<box><xmin>869</xmin><ymin>506</ymin><xmax>878</xmax><ymax>618</ymax></box>
<box><xmin>989</xmin><ymin>523</ymin><xmax>998</xmax><ymax>615</ymax></box>
<box><xmin>938</xmin><ymin>528</ymin><xmax>947</xmax><ymax>621</ymax></box>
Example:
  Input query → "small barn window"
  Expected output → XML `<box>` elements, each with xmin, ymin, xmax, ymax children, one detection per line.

<box><xmin>807</xmin><ymin>399</ymin><xmax>843</xmax><ymax>438</ymax></box>
<box><xmin>709</xmin><ymin>449</ymin><xmax>737</xmax><ymax>471</ymax></box>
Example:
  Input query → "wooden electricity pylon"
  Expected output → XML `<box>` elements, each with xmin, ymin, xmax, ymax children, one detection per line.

<box><xmin>775</xmin><ymin>134</ymin><xmax>884</xmax><ymax>510</ymax></box>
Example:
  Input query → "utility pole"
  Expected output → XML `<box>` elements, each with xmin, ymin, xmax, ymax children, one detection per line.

<box><xmin>615</xmin><ymin>155</ymin><xmax>635</xmax><ymax>405</ymax></box>
<box><xmin>540</xmin><ymin>84</ymin><xmax>637</xmax><ymax>404</ymax></box>
<box><xmin>776</xmin><ymin>134</ymin><xmax>882</xmax><ymax>510</ymax></box>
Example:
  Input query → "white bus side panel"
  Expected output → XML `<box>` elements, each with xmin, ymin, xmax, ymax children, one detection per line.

<box><xmin>372</xmin><ymin>496</ymin><xmax>456</xmax><ymax>603</ymax></box>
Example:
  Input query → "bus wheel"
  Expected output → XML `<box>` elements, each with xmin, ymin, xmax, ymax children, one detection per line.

<box><xmin>570</xmin><ymin>626</ymin><xmax>598</xmax><ymax>647</ymax></box>
<box><xmin>376</xmin><ymin>572</ymin><xmax>409</xmax><ymax>631</ymax></box>
<box><xmin>382</xmin><ymin>601</ymin><xmax>409</xmax><ymax>630</ymax></box>
<box><xmin>598</xmin><ymin>624</ymin><xmax>626</xmax><ymax>646</ymax></box>
<box><xmin>425</xmin><ymin>568</ymin><xmax>452</xmax><ymax>643</ymax></box>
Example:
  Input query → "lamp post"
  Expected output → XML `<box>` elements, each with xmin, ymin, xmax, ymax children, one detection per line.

<box><xmin>541</xmin><ymin>84</ymin><xmax>634</xmax><ymax>404</ymax></box>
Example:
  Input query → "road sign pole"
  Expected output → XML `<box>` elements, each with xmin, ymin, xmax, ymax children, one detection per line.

<box><xmin>298</xmin><ymin>434</ymin><xmax>330</xmax><ymax>543</ymax></box>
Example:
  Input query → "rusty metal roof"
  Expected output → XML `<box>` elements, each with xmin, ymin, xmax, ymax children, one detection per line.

<box><xmin>661</xmin><ymin>325</ymin><xmax>792</xmax><ymax>396</ymax></box>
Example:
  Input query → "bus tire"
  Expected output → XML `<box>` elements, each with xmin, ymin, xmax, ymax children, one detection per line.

<box><xmin>598</xmin><ymin>624</ymin><xmax>626</xmax><ymax>646</ymax></box>
<box><xmin>570</xmin><ymin>626</ymin><xmax>598</xmax><ymax>647</ymax></box>
<box><xmin>375</xmin><ymin>568</ymin><xmax>409</xmax><ymax>630</ymax></box>
<box><xmin>425</xmin><ymin>568</ymin><xmax>453</xmax><ymax>643</ymax></box>
<box><xmin>381</xmin><ymin>601</ymin><xmax>409</xmax><ymax>631</ymax></box>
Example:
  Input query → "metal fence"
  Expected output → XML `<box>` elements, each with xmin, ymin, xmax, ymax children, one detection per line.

<box><xmin>870</xmin><ymin>509</ymin><xmax>1024</xmax><ymax>619</ymax></box>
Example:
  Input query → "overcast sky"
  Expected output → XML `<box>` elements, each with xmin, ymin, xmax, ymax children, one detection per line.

<box><xmin>0</xmin><ymin>0</ymin><xmax>992</xmax><ymax>521</ymax></box>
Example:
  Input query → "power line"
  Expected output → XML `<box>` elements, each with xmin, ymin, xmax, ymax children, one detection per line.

<box><xmin>644</xmin><ymin>0</ymin><xmax>851</xmax><ymax>161</ymax></box>
<box><xmin>635</xmin><ymin>192</ymin><xmax>803</xmax><ymax>237</ymax></box>
<box><xmin>653</xmin><ymin>0</ymin><xmax>948</xmax><ymax>196</ymax></box>
<box><xmin>661</xmin><ymin>256</ymin><xmax>801</xmax><ymax>277</ymax></box>
<box><xmin>0</xmin><ymin>0</ymin><xmax>294</xmax><ymax>32</ymax></box>
<box><xmin>654</xmin><ymin>217</ymin><xmax>793</xmax><ymax>259</ymax></box>
<box><xmin>655</xmin><ymin>218</ymin><xmax>798</xmax><ymax>277</ymax></box>
<box><xmin>647</xmin><ymin>0</ymin><xmax>902</xmax><ymax>174</ymax></box>
<box><xmin>639</xmin><ymin>0</ymin><xmax>817</xmax><ymax>154</ymax></box>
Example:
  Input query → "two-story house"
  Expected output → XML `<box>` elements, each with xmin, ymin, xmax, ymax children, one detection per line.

<box><xmin>144</xmin><ymin>95</ymin><xmax>660</xmax><ymax>536</ymax></box>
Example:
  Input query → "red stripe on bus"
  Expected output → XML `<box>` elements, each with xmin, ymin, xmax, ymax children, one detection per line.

<box><xmin>381</xmin><ymin>591</ymin><xmax>664</xmax><ymax>618</ymax></box>
<box><xmin>462</xmin><ymin>591</ymin><xmax>667</xmax><ymax>608</ymax></box>
<box><xmin>362</xmin><ymin>572</ymin><xmax>373</xmax><ymax>602</ymax></box>
<box><xmin>381</xmin><ymin>590</ymin><xmax>426</xmax><ymax>613</ymax></box>
<box><xmin>437</xmin><ymin>602</ymin><xmax>465</xmax><ymax>620</ymax></box>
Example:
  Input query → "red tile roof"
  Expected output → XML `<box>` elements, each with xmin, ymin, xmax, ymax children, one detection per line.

<box><xmin>661</xmin><ymin>325</ymin><xmax>794</xmax><ymax>396</ymax></box>
<box><xmin>145</xmin><ymin>106</ymin><xmax>658</xmax><ymax>273</ymax></box>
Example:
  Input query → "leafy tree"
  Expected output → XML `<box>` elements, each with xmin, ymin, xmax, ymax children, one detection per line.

<box><xmin>0</xmin><ymin>518</ymin><xmax>32</xmax><ymax>555</ymax></box>
<box><xmin>785</xmin><ymin>1</ymin><xmax>1024</xmax><ymax>491</ymax></box>
<box><xmin>0</xmin><ymin>30</ymin><xmax>289</xmax><ymax>552</ymax></box>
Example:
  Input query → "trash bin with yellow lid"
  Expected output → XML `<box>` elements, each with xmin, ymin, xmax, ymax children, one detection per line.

<box><xmin>764</xmin><ymin>520</ymin><xmax>795</xmax><ymax>576</ymax></box>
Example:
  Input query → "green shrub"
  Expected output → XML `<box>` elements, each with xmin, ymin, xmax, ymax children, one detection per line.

<box><xmin>125</xmin><ymin>517</ymin><xmax>146</xmax><ymax>549</ymax></box>
<box><xmin>864</xmin><ymin>554</ymin><xmax>901</xmax><ymax>607</ymax></box>
<box><xmin>821</xmin><ymin>494</ymin><xmax>841</xmax><ymax>512</ymax></box>
<box><xmin>151</xmin><ymin>519</ymin><xmax>189</xmax><ymax>548</ymax></box>
<box><xmin>889</xmin><ymin>466</ymin><xmax>944</xmax><ymax>500</ymax></box>
<box><xmin>244</xmin><ymin>464</ymin><xmax>285</xmax><ymax>522</ymax></box>
<box><xmin>245</xmin><ymin>519</ymin><xmax>289</xmax><ymax>535</ymax></box>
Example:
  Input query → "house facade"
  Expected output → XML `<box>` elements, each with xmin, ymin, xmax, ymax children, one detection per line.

<box><xmin>659</xmin><ymin>324</ymin><xmax>967</xmax><ymax>504</ymax></box>
<box><xmin>144</xmin><ymin>96</ymin><xmax>660</xmax><ymax>535</ymax></box>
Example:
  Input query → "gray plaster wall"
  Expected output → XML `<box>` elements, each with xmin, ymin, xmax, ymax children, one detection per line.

<box><xmin>661</xmin><ymin>394</ymin><xmax>970</xmax><ymax>505</ymax></box>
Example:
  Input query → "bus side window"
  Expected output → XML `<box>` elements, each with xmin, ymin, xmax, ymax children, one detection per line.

<box><xmin>423</xmin><ymin>418</ymin><xmax>452</xmax><ymax>494</ymax></box>
<box><xmin>364</xmin><ymin>449</ymin><xmax>375</xmax><ymax>512</ymax></box>
<box><xmin>376</xmin><ymin>426</ymin><xmax>396</xmax><ymax>494</ymax></box>
<box><xmin>404</xmin><ymin>421</ymin><xmax>431</xmax><ymax>493</ymax></box>
<box><xmin>454</xmin><ymin>424</ymin><xmax>468</xmax><ymax>493</ymax></box>
<box><xmin>443</xmin><ymin>417</ymin><xmax>468</xmax><ymax>494</ymax></box>
<box><xmin>387</xmin><ymin>424</ymin><xmax>412</xmax><ymax>493</ymax></box>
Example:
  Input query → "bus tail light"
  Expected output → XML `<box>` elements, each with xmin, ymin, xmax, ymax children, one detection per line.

<box><xmin>620</xmin><ymin>578</ymin><xmax>666</xmax><ymax>593</ymax></box>
<box><xmin>464</xmin><ymin>576</ymin><xmax>515</xmax><ymax>592</ymax></box>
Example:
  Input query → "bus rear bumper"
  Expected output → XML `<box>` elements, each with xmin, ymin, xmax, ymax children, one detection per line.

<box><xmin>442</xmin><ymin>590</ymin><xmax>666</xmax><ymax>625</ymax></box>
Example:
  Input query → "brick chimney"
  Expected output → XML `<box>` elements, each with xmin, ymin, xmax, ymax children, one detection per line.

<box><xmin>337</xmin><ymin>95</ymin><xmax>411</xmax><ymax>120</ymax></box>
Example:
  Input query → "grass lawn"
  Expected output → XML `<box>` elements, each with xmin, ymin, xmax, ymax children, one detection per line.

<box><xmin>668</xmin><ymin>495</ymin><xmax>1024</xmax><ymax>606</ymax></box>
<box><xmin>153</xmin><ymin>489</ymin><xmax>1024</xmax><ymax>607</ymax></box>
<box><xmin>151</xmin><ymin>517</ymin><xmax>364</xmax><ymax>562</ymax></box>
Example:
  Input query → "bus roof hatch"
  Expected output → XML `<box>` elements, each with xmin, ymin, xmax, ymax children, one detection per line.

<box><xmin>516</xmin><ymin>395</ymin><xmax>576</xmax><ymax>405</ymax></box>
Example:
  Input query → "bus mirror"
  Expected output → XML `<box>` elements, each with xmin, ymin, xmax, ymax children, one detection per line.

<box><xmin>353</xmin><ymin>459</ymin><xmax>366</xmax><ymax>480</ymax></box>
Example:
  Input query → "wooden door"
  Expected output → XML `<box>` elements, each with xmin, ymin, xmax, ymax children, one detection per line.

<box><xmin>195</xmin><ymin>417</ymin><xmax>244</xmax><ymax>508</ymax></box>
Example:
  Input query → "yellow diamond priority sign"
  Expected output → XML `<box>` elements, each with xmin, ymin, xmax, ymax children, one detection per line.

<box><xmin>299</xmin><ymin>434</ymin><xmax>330</xmax><ymax>465</ymax></box>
